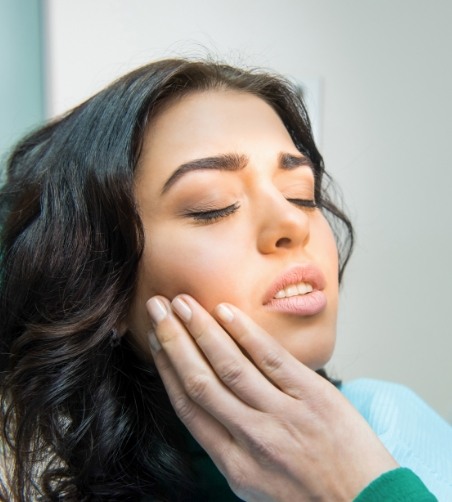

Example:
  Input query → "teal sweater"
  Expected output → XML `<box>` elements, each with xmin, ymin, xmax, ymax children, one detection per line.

<box><xmin>355</xmin><ymin>468</ymin><xmax>436</xmax><ymax>501</ymax></box>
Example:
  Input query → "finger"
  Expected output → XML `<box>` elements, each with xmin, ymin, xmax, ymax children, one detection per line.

<box><xmin>146</xmin><ymin>296</ymin><xmax>259</xmax><ymax>428</ymax></box>
<box><xmin>213</xmin><ymin>302</ymin><xmax>327</xmax><ymax>401</ymax></box>
<box><xmin>170</xmin><ymin>294</ymin><xmax>285</xmax><ymax>411</ymax></box>
<box><xmin>149</xmin><ymin>334</ymin><xmax>234</xmax><ymax>471</ymax></box>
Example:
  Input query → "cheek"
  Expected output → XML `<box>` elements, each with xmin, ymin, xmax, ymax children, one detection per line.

<box><xmin>127</xmin><ymin>222</ymin><xmax>253</xmax><ymax>344</ymax></box>
<box><xmin>136</xmin><ymin>225</ymin><xmax>244</xmax><ymax>311</ymax></box>
<box><xmin>312</xmin><ymin>214</ymin><xmax>339</xmax><ymax>282</ymax></box>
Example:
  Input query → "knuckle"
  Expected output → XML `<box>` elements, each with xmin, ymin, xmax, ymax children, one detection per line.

<box><xmin>191</xmin><ymin>319</ymin><xmax>211</xmax><ymax>341</ymax></box>
<box><xmin>239</xmin><ymin>424</ymin><xmax>279</xmax><ymax>465</ymax></box>
<box><xmin>229</xmin><ymin>473</ymin><xmax>249</xmax><ymax>495</ymax></box>
<box><xmin>154</xmin><ymin>326</ymin><xmax>175</xmax><ymax>345</ymax></box>
<box><xmin>260</xmin><ymin>350</ymin><xmax>284</xmax><ymax>374</ymax></box>
<box><xmin>217</xmin><ymin>361</ymin><xmax>243</xmax><ymax>387</ymax></box>
<box><xmin>232</xmin><ymin>323</ymin><xmax>249</xmax><ymax>343</ymax></box>
<box><xmin>247</xmin><ymin>436</ymin><xmax>278</xmax><ymax>465</ymax></box>
<box><xmin>171</xmin><ymin>395</ymin><xmax>195</xmax><ymax>422</ymax></box>
<box><xmin>224</xmin><ymin>462</ymin><xmax>250</xmax><ymax>495</ymax></box>
<box><xmin>183</xmin><ymin>373</ymin><xmax>210</xmax><ymax>401</ymax></box>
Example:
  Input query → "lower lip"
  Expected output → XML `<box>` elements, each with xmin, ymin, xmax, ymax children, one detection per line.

<box><xmin>265</xmin><ymin>291</ymin><xmax>327</xmax><ymax>316</ymax></box>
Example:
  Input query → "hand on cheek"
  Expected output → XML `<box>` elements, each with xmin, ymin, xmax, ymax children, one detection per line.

<box><xmin>145</xmin><ymin>295</ymin><xmax>398</xmax><ymax>502</ymax></box>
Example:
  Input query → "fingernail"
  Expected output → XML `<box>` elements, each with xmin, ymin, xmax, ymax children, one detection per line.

<box><xmin>146</xmin><ymin>297</ymin><xmax>168</xmax><ymax>324</ymax></box>
<box><xmin>172</xmin><ymin>297</ymin><xmax>192</xmax><ymax>322</ymax></box>
<box><xmin>148</xmin><ymin>329</ymin><xmax>162</xmax><ymax>352</ymax></box>
<box><xmin>216</xmin><ymin>304</ymin><xmax>234</xmax><ymax>323</ymax></box>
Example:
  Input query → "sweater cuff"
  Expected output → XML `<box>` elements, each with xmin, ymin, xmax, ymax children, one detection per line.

<box><xmin>353</xmin><ymin>468</ymin><xmax>437</xmax><ymax>501</ymax></box>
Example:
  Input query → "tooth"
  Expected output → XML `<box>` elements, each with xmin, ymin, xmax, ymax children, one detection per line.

<box><xmin>273</xmin><ymin>282</ymin><xmax>314</xmax><ymax>299</ymax></box>
<box><xmin>297</xmin><ymin>283</ymin><xmax>307</xmax><ymax>295</ymax></box>
<box><xmin>285</xmin><ymin>285</ymin><xmax>298</xmax><ymax>297</ymax></box>
<box><xmin>297</xmin><ymin>283</ymin><xmax>313</xmax><ymax>295</ymax></box>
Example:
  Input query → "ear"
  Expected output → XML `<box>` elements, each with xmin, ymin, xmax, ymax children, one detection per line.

<box><xmin>117</xmin><ymin>319</ymin><xmax>129</xmax><ymax>336</ymax></box>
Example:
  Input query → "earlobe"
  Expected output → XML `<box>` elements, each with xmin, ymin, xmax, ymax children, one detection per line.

<box><xmin>117</xmin><ymin>319</ymin><xmax>129</xmax><ymax>336</ymax></box>
<box><xmin>109</xmin><ymin>320</ymin><xmax>129</xmax><ymax>347</ymax></box>
<box><xmin>110</xmin><ymin>328</ymin><xmax>122</xmax><ymax>347</ymax></box>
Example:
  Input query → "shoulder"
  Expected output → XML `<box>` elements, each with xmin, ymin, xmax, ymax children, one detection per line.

<box><xmin>340</xmin><ymin>379</ymin><xmax>444</xmax><ymax>429</ymax></box>
<box><xmin>340</xmin><ymin>378</ymin><xmax>450</xmax><ymax>436</ymax></box>
<box><xmin>340</xmin><ymin>379</ymin><xmax>452</xmax><ymax>501</ymax></box>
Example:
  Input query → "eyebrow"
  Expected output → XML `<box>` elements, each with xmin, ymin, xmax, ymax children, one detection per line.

<box><xmin>279</xmin><ymin>152</ymin><xmax>314</xmax><ymax>170</ymax></box>
<box><xmin>161</xmin><ymin>152</ymin><xmax>313</xmax><ymax>194</ymax></box>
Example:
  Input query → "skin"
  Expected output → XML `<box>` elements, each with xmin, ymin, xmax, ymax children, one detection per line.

<box><xmin>128</xmin><ymin>90</ymin><xmax>338</xmax><ymax>369</ymax></box>
<box><xmin>146</xmin><ymin>298</ymin><xmax>397</xmax><ymax>501</ymax></box>
<box><xmin>127</xmin><ymin>90</ymin><xmax>398</xmax><ymax>501</ymax></box>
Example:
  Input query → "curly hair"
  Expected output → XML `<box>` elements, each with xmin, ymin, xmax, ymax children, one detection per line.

<box><xmin>0</xmin><ymin>58</ymin><xmax>354</xmax><ymax>500</ymax></box>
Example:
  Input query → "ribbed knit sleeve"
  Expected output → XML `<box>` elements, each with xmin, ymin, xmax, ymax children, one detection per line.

<box><xmin>354</xmin><ymin>468</ymin><xmax>437</xmax><ymax>501</ymax></box>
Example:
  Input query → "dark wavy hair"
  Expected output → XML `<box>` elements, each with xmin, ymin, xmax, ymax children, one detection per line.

<box><xmin>0</xmin><ymin>58</ymin><xmax>354</xmax><ymax>501</ymax></box>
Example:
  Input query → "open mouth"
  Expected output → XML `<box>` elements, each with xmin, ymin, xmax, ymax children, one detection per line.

<box><xmin>264</xmin><ymin>265</ymin><xmax>327</xmax><ymax>316</ymax></box>
<box><xmin>273</xmin><ymin>281</ymin><xmax>313</xmax><ymax>299</ymax></box>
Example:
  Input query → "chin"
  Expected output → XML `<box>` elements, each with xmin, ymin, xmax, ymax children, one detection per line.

<box><xmin>285</xmin><ymin>333</ymin><xmax>336</xmax><ymax>371</ymax></box>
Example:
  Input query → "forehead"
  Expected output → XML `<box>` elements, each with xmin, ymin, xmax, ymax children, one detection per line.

<box><xmin>137</xmin><ymin>90</ymin><xmax>297</xmax><ymax>176</ymax></box>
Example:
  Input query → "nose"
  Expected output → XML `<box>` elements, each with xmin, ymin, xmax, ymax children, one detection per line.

<box><xmin>256</xmin><ymin>191</ymin><xmax>310</xmax><ymax>254</ymax></box>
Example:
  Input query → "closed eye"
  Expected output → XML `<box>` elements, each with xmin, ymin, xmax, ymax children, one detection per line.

<box><xmin>287</xmin><ymin>198</ymin><xmax>317</xmax><ymax>210</ymax></box>
<box><xmin>184</xmin><ymin>202</ymin><xmax>240</xmax><ymax>223</ymax></box>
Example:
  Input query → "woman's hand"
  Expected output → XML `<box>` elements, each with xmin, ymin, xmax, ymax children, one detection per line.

<box><xmin>146</xmin><ymin>295</ymin><xmax>398</xmax><ymax>502</ymax></box>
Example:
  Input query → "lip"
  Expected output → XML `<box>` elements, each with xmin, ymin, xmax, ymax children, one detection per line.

<box><xmin>263</xmin><ymin>264</ymin><xmax>327</xmax><ymax>316</ymax></box>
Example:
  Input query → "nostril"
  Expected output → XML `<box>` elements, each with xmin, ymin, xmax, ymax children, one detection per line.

<box><xmin>275</xmin><ymin>237</ymin><xmax>291</xmax><ymax>248</ymax></box>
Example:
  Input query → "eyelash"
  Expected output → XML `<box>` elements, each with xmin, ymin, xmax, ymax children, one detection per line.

<box><xmin>287</xmin><ymin>198</ymin><xmax>318</xmax><ymax>210</ymax></box>
<box><xmin>186</xmin><ymin>198</ymin><xmax>317</xmax><ymax>223</ymax></box>
<box><xmin>186</xmin><ymin>202</ymin><xmax>241</xmax><ymax>223</ymax></box>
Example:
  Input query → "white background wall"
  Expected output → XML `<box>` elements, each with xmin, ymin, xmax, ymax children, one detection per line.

<box><xmin>44</xmin><ymin>0</ymin><xmax>452</xmax><ymax>421</ymax></box>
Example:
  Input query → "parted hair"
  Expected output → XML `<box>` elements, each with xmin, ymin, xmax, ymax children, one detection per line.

<box><xmin>0</xmin><ymin>58</ymin><xmax>353</xmax><ymax>501</ymax></box>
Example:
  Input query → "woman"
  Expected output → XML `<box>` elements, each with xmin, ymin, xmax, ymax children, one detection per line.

<box><xmin>0</xmin><ymin>58</ymin><xmax>449</xmax><ymax>501</ymax></box>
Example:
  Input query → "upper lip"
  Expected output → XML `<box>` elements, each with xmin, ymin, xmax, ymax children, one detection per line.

<box><xmin>263</xmin><ymin>264</ymin><xmax>326</xmax><ymax>304</ymax></box>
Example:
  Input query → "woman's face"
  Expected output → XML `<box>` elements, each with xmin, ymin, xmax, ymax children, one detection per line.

<box><xmin>127</xmin><ymin>90</ymin><xmax>339</xmax><ymax>370</ymax></box>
